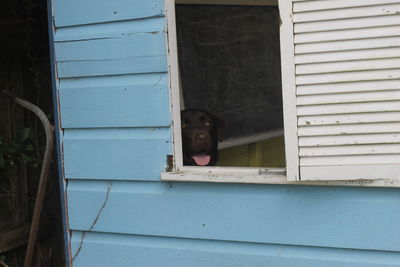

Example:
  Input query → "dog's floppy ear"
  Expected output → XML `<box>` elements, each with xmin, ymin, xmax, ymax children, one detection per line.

<box><xmin>212</xmin><ymin>114</ymin><xmax>225</xmax><ymax>141</ymax></box>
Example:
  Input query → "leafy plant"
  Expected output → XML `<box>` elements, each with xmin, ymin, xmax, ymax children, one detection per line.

<box><xmin>0</xmin><ymin>128</ymin><xmax>36</xmax><ymax>176</ymax></box>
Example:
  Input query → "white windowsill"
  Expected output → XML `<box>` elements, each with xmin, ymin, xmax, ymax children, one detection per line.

<box><xmin>161</xmin><ymin>166</ymin><xmax>400</xmax><ymax>187</ymax></box>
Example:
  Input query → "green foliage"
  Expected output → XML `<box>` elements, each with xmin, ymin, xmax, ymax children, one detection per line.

<box><xmin>0</xmin><ymin>128</ymin><xmax>36</xmax><ymax>176</ymax></box>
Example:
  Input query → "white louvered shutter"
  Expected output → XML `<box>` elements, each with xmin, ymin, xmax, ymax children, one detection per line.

<box><xmin>279</xmin><ymin>0</ymin><xmax>400</xmax><ymax>181</ymax></box>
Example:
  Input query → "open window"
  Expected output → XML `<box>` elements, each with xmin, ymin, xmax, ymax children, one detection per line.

<box><xmin>163</xmin><ymin>0</ymin><xmax>400</xmax><ymax>186</ymax></box>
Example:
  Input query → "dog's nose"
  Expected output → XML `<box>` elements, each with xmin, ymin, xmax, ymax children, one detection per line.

<box><xmin>195</xmin><ymin>134</ymin><xmax>206</xmax><ymax>144</ymax></box>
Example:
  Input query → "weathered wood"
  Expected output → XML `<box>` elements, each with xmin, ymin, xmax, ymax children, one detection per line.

<box><xmin>70</xmin><ymin>231</ymin><xmax>400</xmax><ymax>267</ymax></box>
<box><xmin>296</xmin><ymin>58</ymin><xmax>400</xmax><ymax>75</ymax></box>
<box><xmin>295</xmin><ymin>37</ymin><xmax>400</xmax><ymax>54</ymax></box>
<box><xmin>63</xmin><ymin>127</ymin><xmax>171</xmax><ymax>180</ymax></box>
<box><xmin>293</xmin><ymin>4</ymin><xmax>400</xmax><ymax>23</ymax></box>
<box><xmin>301</xmin><ymin>164</ymin><xmax>400</xmax><ymax>180</ymax></box>
<box><xmin>299</xmin><ymin>133</ymin><xmax>400</xmax><ymax>147</ymax></box>
<box><xmin>301</xmin><ymin>154</ymin><xmax>400</xmax><ymax>166</ymax></box>
<box><xmin>293</xmin><ymin>0</ymin><xmax>400</xmax><ymax>12</ymax></box>
<box><xmin>0</xmin><ymin>224</ymin><xmax>29</xmax><ymax>254</ymax></box>
<box><xmin>298</xmin><ymin>112</ymin><xmax>400</xmax><ymax>126</ymax></box>
<box><xmin>296</xmin><ymin>69</ymin><xmax>400</xmax><ymax>85</ymax></box>
<box><xmin>297</xmin><ymin>101</ymin><xmax>400</xmax><ymax>116</ymax></box>
<box><xmin>297</xmin><ymin>80</ymin><xmax>400</xmax><ymax>95</ymax></box>
<box><xmin>300</xmin><ymin>144</ymin><xmax>400</xmax><ymax>157</ymax></box>
<box><xmin>297</xmin><ymin>91</ymin><xmax>400</xmax><ymax>105</ymax></box>
<box><xmin>67</xmin><ymin>180</ymin><xmax>400</xmax><ymax>251</ymax></box>
<box><xmin>279</xmin><ymin>0</ymin><xmax>300</xmax><ymax>181</ymax></box>
<box><xmin>295</xmin><ymin>47</ymin><xmax>400</xmax><ymax>64</ymax></box>
<box><xmin>295</xmin><ymin>14</ymin><xmax>400</xmax><ymax>33</ymax></box>
<box><xmin>298</xmin><ymin>122</ymin><xmax>400</xmax><ymax>136</ymax></box>
<box><xmin>53</xmin><ymin>0</ymin><xmax>164</xmax><ymax>27</ymax></box>
<box><xmin>0</xmin><ymin>220</ymin><xmax>51</xmax><ymax>254</ymax></box>
<box><xmin>54</xmin><ymin>30</ymin><xmax>167</xmax><ymax>78</ymax></box>
<box><xmin>59</xmin><ymin>74</ymin><xmax>170</xmax><ymax>128</ymax></box>
<box><xmin>295</xmin><ymin>25</ymin><xmax>400</xmax><ymax>44</ymax></box>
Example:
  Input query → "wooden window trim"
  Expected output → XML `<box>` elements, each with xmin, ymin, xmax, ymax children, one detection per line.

<box><xmin>175</xmin><ymin>0</ymin><xmax>278</xmax><ymax>6</ymax></box>
<box><xmin>162</xmin><ymin>0</ymin><xmax>400</xmax><ymax>187</ymax></box>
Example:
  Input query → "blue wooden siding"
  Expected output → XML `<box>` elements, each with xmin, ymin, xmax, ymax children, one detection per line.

<box><xmin>53</xmin><ymin>0</ymin><xmax>164</xmax><ymax>27</ymax></box>
<box><xmin>51</xmin><ymin>0</ymin><xmax>400</xmax><ymax>266</ymax></box>
<box><xmin>63</xmin><ymin>128</ymin><xmax>170</xmax><ymax>180</ymax></box>
<box><xmin>70</xmin><ymin>232</ymin><xmax>400</xmax><ymax>267</ymax></box>
<box><xmin>68</xmin><ymin>181</ymin><xmax>400</xmax><ymax>252</ymax></box>
<box><xmin>59</xmin><ymin>74</ymin><xmax>170</xmax><ymax>127</ymax></box>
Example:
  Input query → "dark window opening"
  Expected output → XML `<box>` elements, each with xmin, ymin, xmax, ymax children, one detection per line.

<box><xmin>176</xmin><ymin>4</ymin><xmax>285</xmax><ymax>167</ymax></box>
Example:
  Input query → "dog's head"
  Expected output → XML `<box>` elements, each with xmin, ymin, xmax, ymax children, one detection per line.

<box><xmin>181</xmin><ymin>109</ymin><xmax>223</xmax><ymax>166</ymax></box>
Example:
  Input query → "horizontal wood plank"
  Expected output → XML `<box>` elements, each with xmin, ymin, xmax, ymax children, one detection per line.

<box><xmin>70</xmin><ymin>231</ymin><xmax>400</xmax><ymax>267</ymax></box>
<box><xmin>295</xmin><ymin>47</ymin><xmax>400</xmax><ymax>64</ymax></box>
<box><xmin>295</xmin><ymin>14</ymin><xmax>400</xmax><ymax>33</ymax></box>
<box><xmin>297</xmin><ymin>101</ymin><xmax>400</xmax><ymax>116</ymax></box>
<box><xmin>300</xmin><ymin>144</ymin><xmax>400</xmax><ymax>157</ymax></box>
<box><xmin>293</xmin><ymin>4</ymin><xmax>400</xmax><ymax>23</ymax></box>
<box><xmin>296</xmin><ymin>69</ymin><xmax>400</xmax><ymax>85</ymax></box>
<box><xmin>296</xmin><ymin>58</ymin><xmax>400</xmax><ymax>75</ymax></box>
<box><xmin>297</xmin><ymin>90</ymin><xmax>400</xmax><ymax>105</ymax></box>
<box><xmin>297</xmin><ymin>80</ymin><xmax>400</xmax><ymax>95</ymax></box>
<box><xmin>54</xmin><ymin>29</ymin><xmax>167</xmax><ymax>77</ymax></box>
<box><xmin>59</xmin><ymin>74</ymin><xmax>170</xmax><ymax>128</ymax></box>
<box><xmin>53</xmin><ymin>0</ymin><xmax>164</xmax><ymax>27</ymax></box>
<box><xmin>295</xmin><ymin>25</ymin><xmax>400</xmax><ymax>44</ymax></box>
<box><xmin>299</xmin><ymin>133</ymin><xmax>400</xmax><ymax>147</ymax></box>
<box><xmin>55</xmin><ymin>32</ymin><xmax>165</xmax><ymax>61</ymax></box>
<box><xmin>301</xmin><ymin>164</ymin><xmax>400</xmax><ymax>180</ymax></box>
<box><xmin>298</xmin><ymin>122</ymin><xmax>400</xmax><ymax>136</ymax></box>
<box><xmin>54</xmin><ymin>17</ymin><xmax>165</xmax><ymax>42</ymax></box>
<box><xmin>295</xmin><ymin>36</ymin><xmax>400</xmax><ymax>54</ymax></box>
<box><xmin>57</xmin><ymin>56</ymin><xmax>167</xmax><ymax>78</ymax></box>
<box><xmin>293</xmin><ymin>0</ymin><xmax>400</xmax><ymax>13</ymax></box>
<box><xmin>63</xmin><ymin>128</ymin><xmax>171</xmax><ymax>180</ymax></box>
<box><xmin>66</xmin><ymin>180</ymin><xmax>400</xmax><ymax>251</ymax></box>
<box><xmin>175</xmin><ymin>0</ymin><xmax>278</xmax><ymax>5</ymax></box>
<box><xmin>298</xmin><ymin>112</ymin><xmax>400</xmax><ymax>126</ymax></box>
<box><xmin>300</xmin><ymin>154</ymin><xmax>400</xmax><ymax>166</ymax></box>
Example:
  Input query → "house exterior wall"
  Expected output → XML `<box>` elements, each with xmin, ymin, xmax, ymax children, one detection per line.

<box><xmin>50</xmin><ymin>0</ymin><xmax>400</xmax><ymax>266</ymax></box>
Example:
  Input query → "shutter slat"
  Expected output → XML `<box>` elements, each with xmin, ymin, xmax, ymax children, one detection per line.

<box><xmin>296</xmin><ymin>58</ymin><xmax>400</xmax><ymax>75</ymax></box>
<box><xmin>300</xmin><ymin>154</ymin><xmax>400</xmax><ymax>166</ymax></box>
<box><xmin>295</xmin><ymin>36</ymin><xmax>400</xmax><ymax>55</ymax></box>
<box><xmin>295</xmin><ymin>25</ymin><xmax>400</xmax><ymax>44</ymax></box>
<box><xmin>293</xmin><ymin>4</ymin><xmax>400</xmax><ymax>23</ymax></box>
<box><xmin>298</xmin><ymin>123</ymin><xmax>400</xmax><ymax>136</ymax></box>
<box><xmin>298</xmin><ymin>112</ymin><xmax>400</xmax><ymax>126</ymax></box>
<box><xmin>296</xmin><ymin>69</ymin><xmax>400</xmax><ymax>85</ymax></box>
<box><xmin>301</xmin><ymin>164</ymin><xmax>400</xmax><ymax>180</ymax></box>
<box><xmin>297</xmin><ymin>80</ymin><xmax>400</xmax><ymax>95</ymax></box>
<box><xmin>297</xmin><ymin>90</ymin><xmax>400</xmax><ymax>105</ymax></box>
<box><xmin>298</xmin><ymin>101</ymin><xmax>400</xmax><ymax>115</ymax></box>
<box><xmin>300</xmin><ymin>144</ymin><xmax>400</xmax><ymax>157</ymax></box>
<box><xmin>299</xmin><ymin>133</ymin><xmax>400</xmax><ymax>147</ymax></box>
<box><xmin>295</xmin><ymin>36</ymin><xmax>400</xmax><ymax>54</ymax></box>
<box><xmin>295</xmin><ymin>47</ymin><xmax>400</xmax><ymax>64</ymax></box>
<box><xmin>293</xmin><ymin>0</ymin><xmax>400</xmax><ymax>13</ymax></box>
<box><xmin>295</xmin><ymin>15</ymin><xmax>400</xmax><ymax>33</ymax></box>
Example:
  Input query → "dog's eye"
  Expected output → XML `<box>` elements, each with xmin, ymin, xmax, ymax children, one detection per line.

<box><xmin>204</xmin><ymin>121</ymin><xmax>211</xmax><ymax>127</ymax></box>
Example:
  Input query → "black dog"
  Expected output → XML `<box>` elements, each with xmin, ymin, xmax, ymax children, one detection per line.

<box><xmin>181</xmin><ymin>109</ymin><xmax>223</xmax><ymax>166</ymax></box>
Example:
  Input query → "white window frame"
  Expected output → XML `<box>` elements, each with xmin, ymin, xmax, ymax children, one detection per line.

<box><xmin>161</xmin><ymin>0</ymin><xmax>400</xmax><ymax>187</ymax></box>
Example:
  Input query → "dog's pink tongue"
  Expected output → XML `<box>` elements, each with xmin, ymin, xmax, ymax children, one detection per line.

<box><xmin>192</xmin><ymin>155</ymin><xmax>211</xmax><ymax>166</ymax></box>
